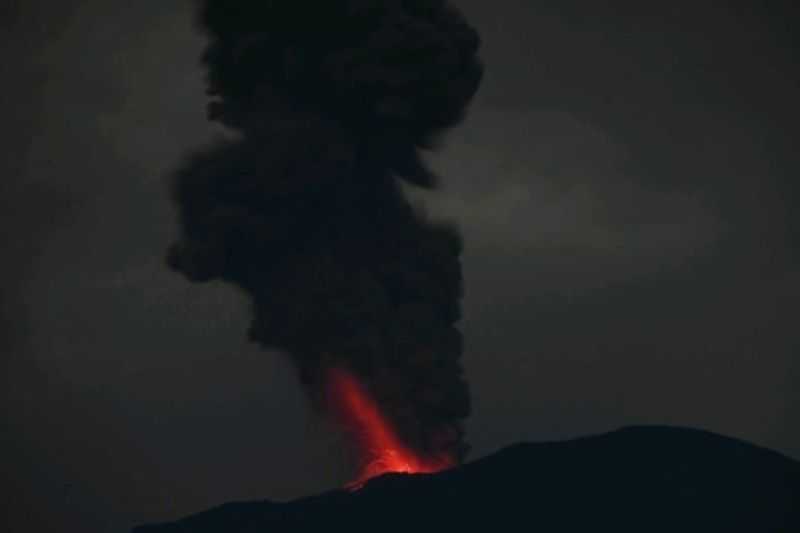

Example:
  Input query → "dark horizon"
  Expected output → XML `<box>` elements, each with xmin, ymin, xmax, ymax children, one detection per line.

<box><xmin>2</xmin><ymin>2</ymin><xmax>798</xmax><ymax>532</ymax></box>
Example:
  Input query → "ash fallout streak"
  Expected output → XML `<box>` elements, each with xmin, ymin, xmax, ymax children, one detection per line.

<box><xmin>166</xmin><ymin>0</ymin><xmax>483</xmax><ymax>481</ymax></box>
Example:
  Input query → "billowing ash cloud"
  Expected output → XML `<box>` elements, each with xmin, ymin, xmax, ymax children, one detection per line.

<box><xmin>167</xmin><ymin>0</ymin><xmax>482</xmax><ymax>461</ymax></box>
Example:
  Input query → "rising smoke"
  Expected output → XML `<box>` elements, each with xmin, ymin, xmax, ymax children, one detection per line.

<box><xmin>167</xmin><ymin>0</ymin><xmax>482</xmax><ymax>461</ymax></box>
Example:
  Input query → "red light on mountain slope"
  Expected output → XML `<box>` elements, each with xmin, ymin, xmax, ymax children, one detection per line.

<box><xmin>325</xmin><ymin>367</ymin><xmax>455</xmax><ymax>489</ymax></box>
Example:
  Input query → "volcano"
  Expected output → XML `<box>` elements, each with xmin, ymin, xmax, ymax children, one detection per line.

<box><xmin>131</xmin><ymin>426</ymin><xmax>800</xmax><ymax>532</ymax></box>
<box><xmin>325</xmin><ymin>367</ymin><xmax>456</xmax><ymax>488</ymax></box>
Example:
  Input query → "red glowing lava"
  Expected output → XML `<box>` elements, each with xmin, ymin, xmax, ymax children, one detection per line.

<box><xmin>325</xmin><ymin>367</ymin><xmax>455</xmax><ymax>489</ymax></box>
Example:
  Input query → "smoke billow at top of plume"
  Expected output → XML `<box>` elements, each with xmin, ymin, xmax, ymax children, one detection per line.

<box><xmin>167</xmin><ymin>0</ymin><xmax>482</xmax><ymax>461</ymax></box>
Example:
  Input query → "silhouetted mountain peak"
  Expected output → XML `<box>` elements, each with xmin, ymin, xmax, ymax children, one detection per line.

<box><xmin>133</xmin><ymin>426</ymin><xmax>800</xmax><ymax>532</ymax></box>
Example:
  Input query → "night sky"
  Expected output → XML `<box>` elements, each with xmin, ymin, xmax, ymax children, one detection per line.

<box><xmin>2</xmin><ymin>2</ymin><xmax>798</xmax><ymax>532</ymax></box>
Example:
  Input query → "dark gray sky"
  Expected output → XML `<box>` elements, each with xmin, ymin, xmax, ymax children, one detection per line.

<box><xmin>2</xmin><ymin>2</ymin><xmax>798</xmax><ymax>532</ymax></box>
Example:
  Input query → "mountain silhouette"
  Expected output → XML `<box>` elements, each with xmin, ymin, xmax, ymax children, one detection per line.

<box><xmin>132</xmin><ymin>426</ymin><xmax>800</xmax><ymax>532</ymax></box>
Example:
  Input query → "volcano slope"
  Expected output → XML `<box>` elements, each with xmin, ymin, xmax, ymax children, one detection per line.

<box><xmin>132</xmin><ymin>426</ymin><xmax>800</xmax><ymax>532</ymax></box>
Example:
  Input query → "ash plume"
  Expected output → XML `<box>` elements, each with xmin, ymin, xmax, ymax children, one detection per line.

<box><xmin>167</xmin><ymin>0</ymin><xmax>482</xmax><ymax>461</ymax></box>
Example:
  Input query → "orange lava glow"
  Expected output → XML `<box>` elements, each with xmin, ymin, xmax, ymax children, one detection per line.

<box><xmin>325</xmin><ymin>367</ymin><xmax>455</xmax><ymax>490</ymax></box>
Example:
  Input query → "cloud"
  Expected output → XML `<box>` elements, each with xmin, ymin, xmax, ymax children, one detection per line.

<box><xmin>413</xmin><ymin>108</ymin><xmax>721</xmax><ymax>286</ymax></box>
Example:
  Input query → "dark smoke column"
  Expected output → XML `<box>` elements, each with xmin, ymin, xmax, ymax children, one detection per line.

<box><xmin>167</xmin><ymin>1</ymin><xmax>482</xmax><ymax>463</ymax></box>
